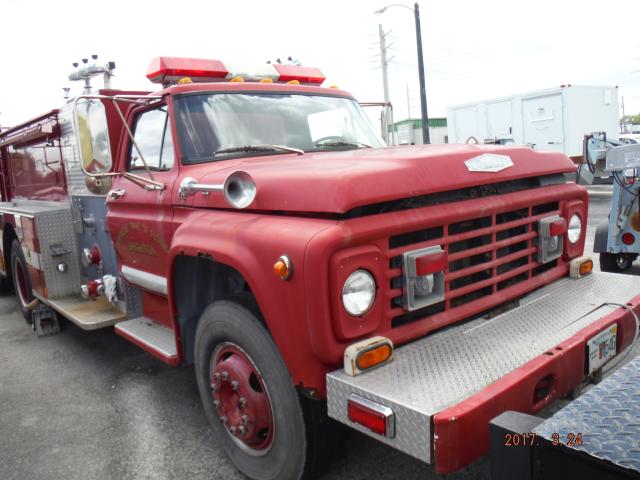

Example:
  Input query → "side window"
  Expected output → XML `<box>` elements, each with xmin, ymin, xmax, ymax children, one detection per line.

<box><xmin>129</xmin><ymin>107</ymin><xmax>175</xmax><ymax>171</ymax></box>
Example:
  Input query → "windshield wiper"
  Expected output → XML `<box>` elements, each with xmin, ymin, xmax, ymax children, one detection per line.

<box><xmin>214</xmin><ymin>144</ymin><xmax>304</xmax><ymax>156</ymax></box>
<box><xmin>314</xmin><ymin>141</ymin><xmax>372</xmax><ymax>149</ymax></box>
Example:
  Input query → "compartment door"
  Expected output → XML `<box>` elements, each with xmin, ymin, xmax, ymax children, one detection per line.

<box><xmin>522</xmin><ymin>94</ymin><xmax>564</xmax><ymax>152</ymax></box>
<box><xmin>486</xmin><ymin>100</ymin><xmax>513</xmax><ymax>140</ymax></box>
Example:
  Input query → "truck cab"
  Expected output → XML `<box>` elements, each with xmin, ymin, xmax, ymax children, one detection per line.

<box><xmin>1</xmin><ymin>57</ymin><xmax>639</xmax><ymax>480</ymax></box>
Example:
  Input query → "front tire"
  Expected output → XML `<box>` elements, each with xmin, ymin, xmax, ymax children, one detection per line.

<box><xmin>10</xmin><ymin>239</ymin><xmax>34</xmax><ymax>321</ymax></box>
<box><xmin>194</xmin><ymin>300</ymin><xmax>337</xmax><ymax>480</ymax></box>
<box><xmin>600</xmin><ymin>252</ymin><xmax>636</xmax><ymax>273</ymax></box>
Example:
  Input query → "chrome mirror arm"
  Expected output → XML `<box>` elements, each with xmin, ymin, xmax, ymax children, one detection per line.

<box><xmin>179</xmin><ymin>177</ymin><xmax>223</xmax><ymax>198</ymax></box>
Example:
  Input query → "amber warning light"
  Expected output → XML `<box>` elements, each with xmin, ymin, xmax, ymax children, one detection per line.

<box><xmin>147</xmin><ymin>57</ymin><xmax>325</xmax><ymax>86</ymax></box>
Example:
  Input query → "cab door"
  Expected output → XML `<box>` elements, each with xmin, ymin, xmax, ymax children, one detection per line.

<box><xmin>107</xmin><ymin>102</ymin><xmax>178</xmax><ymax>315</ymax></box>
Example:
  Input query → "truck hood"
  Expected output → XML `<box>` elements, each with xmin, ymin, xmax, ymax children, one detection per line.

<box><xmin>192</xmin><ymin>144</ymin><xmax>577</xmax><ymax>215</ymax></box>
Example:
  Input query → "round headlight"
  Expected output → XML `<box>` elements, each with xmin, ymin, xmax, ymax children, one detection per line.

<box><xmin>342</xmin><ymin>270</ymin><xmax>376</xmax><ymax>317</ymax></box>
<box><xmin>568</xmin><ymin>214</ymin><xmax>582</xmax><ymax>244</ymax></box>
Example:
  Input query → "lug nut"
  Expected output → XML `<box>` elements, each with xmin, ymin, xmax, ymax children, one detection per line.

<box><xmin>221</xmin><ymin>371</ymin><xmax>229</xmax><ymax>381</ymax></box>
<box><xmin>213</xmin><ymin>372</ymin><xmax>221</xmax><ymax>381</ymax></box>
<box><xmin>231</xmin><ymin>380</ymin><xmax>239</xmax><ymax>391</ymax></box>
<box><xmin>213</xmin><ymin>400</ymin><xmax>220</xmax><ymax>408</ymax></box>
<box><xmin>239</xmin><ymin>397</ymin><xmax>247</xmax><ymax>409</ymax></box>
<box><xmin>220</xmin><ymin>415</ymin><xmax>228</xmax><ymax>424</ymax></box>
<box><xmin>241</xmin><ymin>415</ymin><xmax>250</xmax><ymax>425</ymax></box>
<box><xmin>210</xmin><ymin>383</ymin><xmax>217</xmax><ymax>392</ymax></box>
<box><xmin>229</xmin><ymin>426</ymin><xmax>237</xmax><ymax>434</ymax></box>
<box><xmin>237</xmin><ymin>425</ymin><xmax>246</xmax><ymax>435</ymax></box>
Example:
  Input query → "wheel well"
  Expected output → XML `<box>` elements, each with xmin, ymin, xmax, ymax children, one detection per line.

<box><xmin>2</xmin><ymin>224</ymin><xmax>17</xmax><ymax>280</ymax></box>
<box><xmin>173</xmin><ymin>255</ymin><xmax>259</xmax><ymax>364</ymax></box>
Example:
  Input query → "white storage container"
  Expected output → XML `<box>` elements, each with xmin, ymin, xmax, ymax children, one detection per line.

<box><xmin>447</xmin><ymin>85</ymin><xmax>619</xmax><ymax>159</ymax></box>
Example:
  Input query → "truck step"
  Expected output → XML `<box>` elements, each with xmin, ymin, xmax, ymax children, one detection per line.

<box><xmin>115</xmin><ymin>317</ymin><xmax>178</xmax><ymax>363</ymax></box>
<box><xmin>533</xmin><ymin>351</ymin><xmax>640</xmax><ymax>476</ymax></box>
<box><xmin>34</xmin><ymin>293</ymin><xmax>125</xmax><ymax>330</ymax></box>
<box><xmin>32</xmin><ymin>304</ymin><xmax>60</xmax><ymax>337</ymax></box>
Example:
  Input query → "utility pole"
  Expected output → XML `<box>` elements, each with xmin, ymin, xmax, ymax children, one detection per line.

<box><xmin>375</xmin><ymin>2</ymin><xmax>430</xmax><ymax>144</ymax></box>
<box><xmin>378</xmin><ymin>24</ymin><xmax>394</xmax><ymax>144</ymax></box>
<box><xmin>622</xmin><ymin>96</ymin><xmax>627</xmax><ymax>133</ymax></box>
<box><xmin>414</xmin><ymin>2</ymin><xmax>430</xmax><ymax>144</ymax></box>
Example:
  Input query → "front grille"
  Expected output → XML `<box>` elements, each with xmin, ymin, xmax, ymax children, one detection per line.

<box><xmin>387</xmin><ymin>201</ymin><xmax>560</xmax><ymax>327</ymax></box>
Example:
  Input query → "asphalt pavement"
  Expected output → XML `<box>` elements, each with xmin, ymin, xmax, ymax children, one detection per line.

<box><xmin>0</xmin><ymin>187</ymin><xmax>638</xmax><ymax>480</ymax></box>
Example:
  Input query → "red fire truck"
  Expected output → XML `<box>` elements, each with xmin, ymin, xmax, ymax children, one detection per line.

<box><xmin>1</xmin><ymin>56</ymin><xmax>639</xmax><ymax>479</ymax></box>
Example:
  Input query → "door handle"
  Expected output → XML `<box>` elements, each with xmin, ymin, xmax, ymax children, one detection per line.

<box><xmin>109</xmin><ymin>189</ymin><xmax>126</xmax><ymax>200</ymax></box>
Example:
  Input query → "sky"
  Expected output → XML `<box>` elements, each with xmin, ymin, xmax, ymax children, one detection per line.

<box><xmin>0</xmin><ymin>0</ymin><xmax>639</xmax><ymax>129</ymax></box>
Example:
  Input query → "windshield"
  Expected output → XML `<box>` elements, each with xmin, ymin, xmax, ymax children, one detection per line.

<box><xmin>173</xmin><ymin>93</ymin><xmax>385</xmax><ymax>164</ymax></box>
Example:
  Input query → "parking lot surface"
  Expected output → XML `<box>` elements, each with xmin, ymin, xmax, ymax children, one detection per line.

<box><xmin>0</xmin><ymin>190</ymin><xmax>638</xmax><ymax>480</ymax></box>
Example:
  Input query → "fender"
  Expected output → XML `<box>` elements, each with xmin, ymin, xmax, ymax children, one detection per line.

<box><xmin>168</xmin><ymin>207</ymin><xmax>335</xmax><ymax>392</ymax></box>
<box><xmin>592</xmin><ymin>219</ymin><xmax>609</xmax><ymax>253</ymax></box>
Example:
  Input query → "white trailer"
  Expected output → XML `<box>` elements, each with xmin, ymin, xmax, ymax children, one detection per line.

<box><xmin>447</xmin><ymin>85</ymin><xmax>619</xmax><ymax>159</ymax></box>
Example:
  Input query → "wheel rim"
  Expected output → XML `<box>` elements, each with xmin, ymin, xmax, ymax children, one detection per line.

<box><xmin>616</xmin><ymin>255</ymin><xmax>630</xmax><ymax>270</ymax></box>
<box><xmin>13</xmin><ymin>255</ymin><xmax>29</xmax><ymax>307</ymax></box>
<box><xmin>210</xmin><ymin>342</ymin><xmax>275</xmax><ymax>456</ymax></box>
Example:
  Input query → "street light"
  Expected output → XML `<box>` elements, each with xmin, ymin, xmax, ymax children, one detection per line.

<box><xmin>375</xmin><ymin>2</ymin><xmax>431</xmax><ymax>144</ymax></box>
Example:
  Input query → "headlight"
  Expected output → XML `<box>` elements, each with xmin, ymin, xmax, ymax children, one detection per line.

<box><xmin>568</xmin><ymin>214</ymin><xmax>582</xmax><ymax>244</ymax></box>
<box><xmin>342</xmin><ymin>270</ymin><xmax>376</xmax><ymax>316</ymax></box>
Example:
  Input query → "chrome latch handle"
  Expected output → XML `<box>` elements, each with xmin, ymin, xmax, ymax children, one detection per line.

<box><xmin>109</xmin><ymin>189</ymin><xmax>126</xmax><ymax>200</ymax></box>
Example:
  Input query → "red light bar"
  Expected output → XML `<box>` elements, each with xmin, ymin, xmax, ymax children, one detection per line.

<box><xmin>347</xmin><ymin>394</ymin><xmax>395</xmax><ymax>438</ymax></box>
<box><xmin>416</xmin><ymin>251</ymin><xmax>448</xmax><ymax>276</ymax></box>
<box><xmin>549</xmin><ymin>218</ymin><xmax>568</xmax><ymax>237</ymax></box>
<box><xmin>272</xmin><ymin>64</ymin><xmax>326</xmax><ymax>84</ymax></box>
<box><xmin>147</xmin><ymin>57</ymin><xmax>228</xmax><ymax>84</ymax></box>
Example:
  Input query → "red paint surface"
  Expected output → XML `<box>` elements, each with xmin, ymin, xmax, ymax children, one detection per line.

<box><xmin>416</xmin><ymin>251</ymin><xmax>448</xmax><ymax>276</ymax></box>
<box><xmin>549</xmin><ymin>218</ymin><xmax>567</xmax><ymax>236</ymax></box>
<box><xmin>304</xmin><ymin>183</ymin><xmax>588</xmax><ymax>370</ymax></box>
<box><xmin>432</xmin><ymin>294</ymin><xmax>640</xmax><ymax>473</ymax></box>
<box><xmin>182</xmin><ymin>145</ymin><xmax>575</xmax><ymax>215</ymax></box>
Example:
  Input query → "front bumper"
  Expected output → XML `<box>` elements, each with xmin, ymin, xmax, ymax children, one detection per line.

<box><xmin>326</xmin><ymin>272</ymin><xmax>640</xmax><ymax>473</ymax></box>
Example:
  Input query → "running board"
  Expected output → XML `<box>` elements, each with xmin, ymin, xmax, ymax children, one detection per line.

<box><xmin>34</xmin><ymin>292</ymin><xmax>125</xmax><ymax>330</ymax></box>
<box><xmin>115</xmin><ymin>317</ymin><xmax>178</xmax><ymax>365</ymax></box>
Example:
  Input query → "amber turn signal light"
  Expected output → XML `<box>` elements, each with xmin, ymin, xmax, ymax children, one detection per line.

<box><xmin>344</xmin><ymin>336</ymin><xmax>394</xmax><ymax>376</ymax></box>
<box><xmin>569</xmin><ymin>256</ymin><xmax>593</xmax><ymax>279</ymax></box>
<box><xmin>356</xmin><ymin>343</ymin><xmax>392</xmax><ymax>371</ymax></box>
<box><xmin>273</xmin><ymin>255</ymin><xmax>292</xmax><ymax>280</ymax></box>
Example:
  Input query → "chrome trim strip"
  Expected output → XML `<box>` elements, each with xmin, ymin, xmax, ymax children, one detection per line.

<box><xmin>348</xmin><ymin>393</ymin><xmax>396</xmax><ymax>438</ymax></box>
<box><xmin>0</xmin><ymin>208</ymin><xmax>34</xmax><ymax>219</ymax></box>
<box><xmin>121</xmin><ymin>265</ymin><xmax>168</xmax><ymax>296</ymax></box>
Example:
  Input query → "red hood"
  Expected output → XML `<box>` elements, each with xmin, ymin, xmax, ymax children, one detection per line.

<box><xmin>189</xmin><ymin>144</ymin><xmax>577</xmax><ymax>214</ymax></box>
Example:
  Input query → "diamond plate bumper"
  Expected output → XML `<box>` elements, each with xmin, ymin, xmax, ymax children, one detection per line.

<box><xmin>326</xmin><ymin>272</ymin><xmax>640</xmax><ymax>471</ymax></box>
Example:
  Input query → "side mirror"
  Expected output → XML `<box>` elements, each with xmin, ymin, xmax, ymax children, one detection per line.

<box><xmin>84</xmin><ymin>175</ymin><xmax>113</xmax><ymax>195</ymax></box>
<box><xmin>73</xmin><ymin>97</ymin><xmax>114</xmax><ymax>176</ymax></box>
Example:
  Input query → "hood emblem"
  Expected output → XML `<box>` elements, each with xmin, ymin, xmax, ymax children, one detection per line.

<box><xmin>464</xmin><ymin>154</ymin><xmax>514</xmax><ymax>173</ymax></box>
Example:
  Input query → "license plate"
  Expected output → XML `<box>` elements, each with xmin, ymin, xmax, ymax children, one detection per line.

<box><xmin>587</xmin><ymin>325</ymin><xmax>617</xmax><ymax>374</ymax></box>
